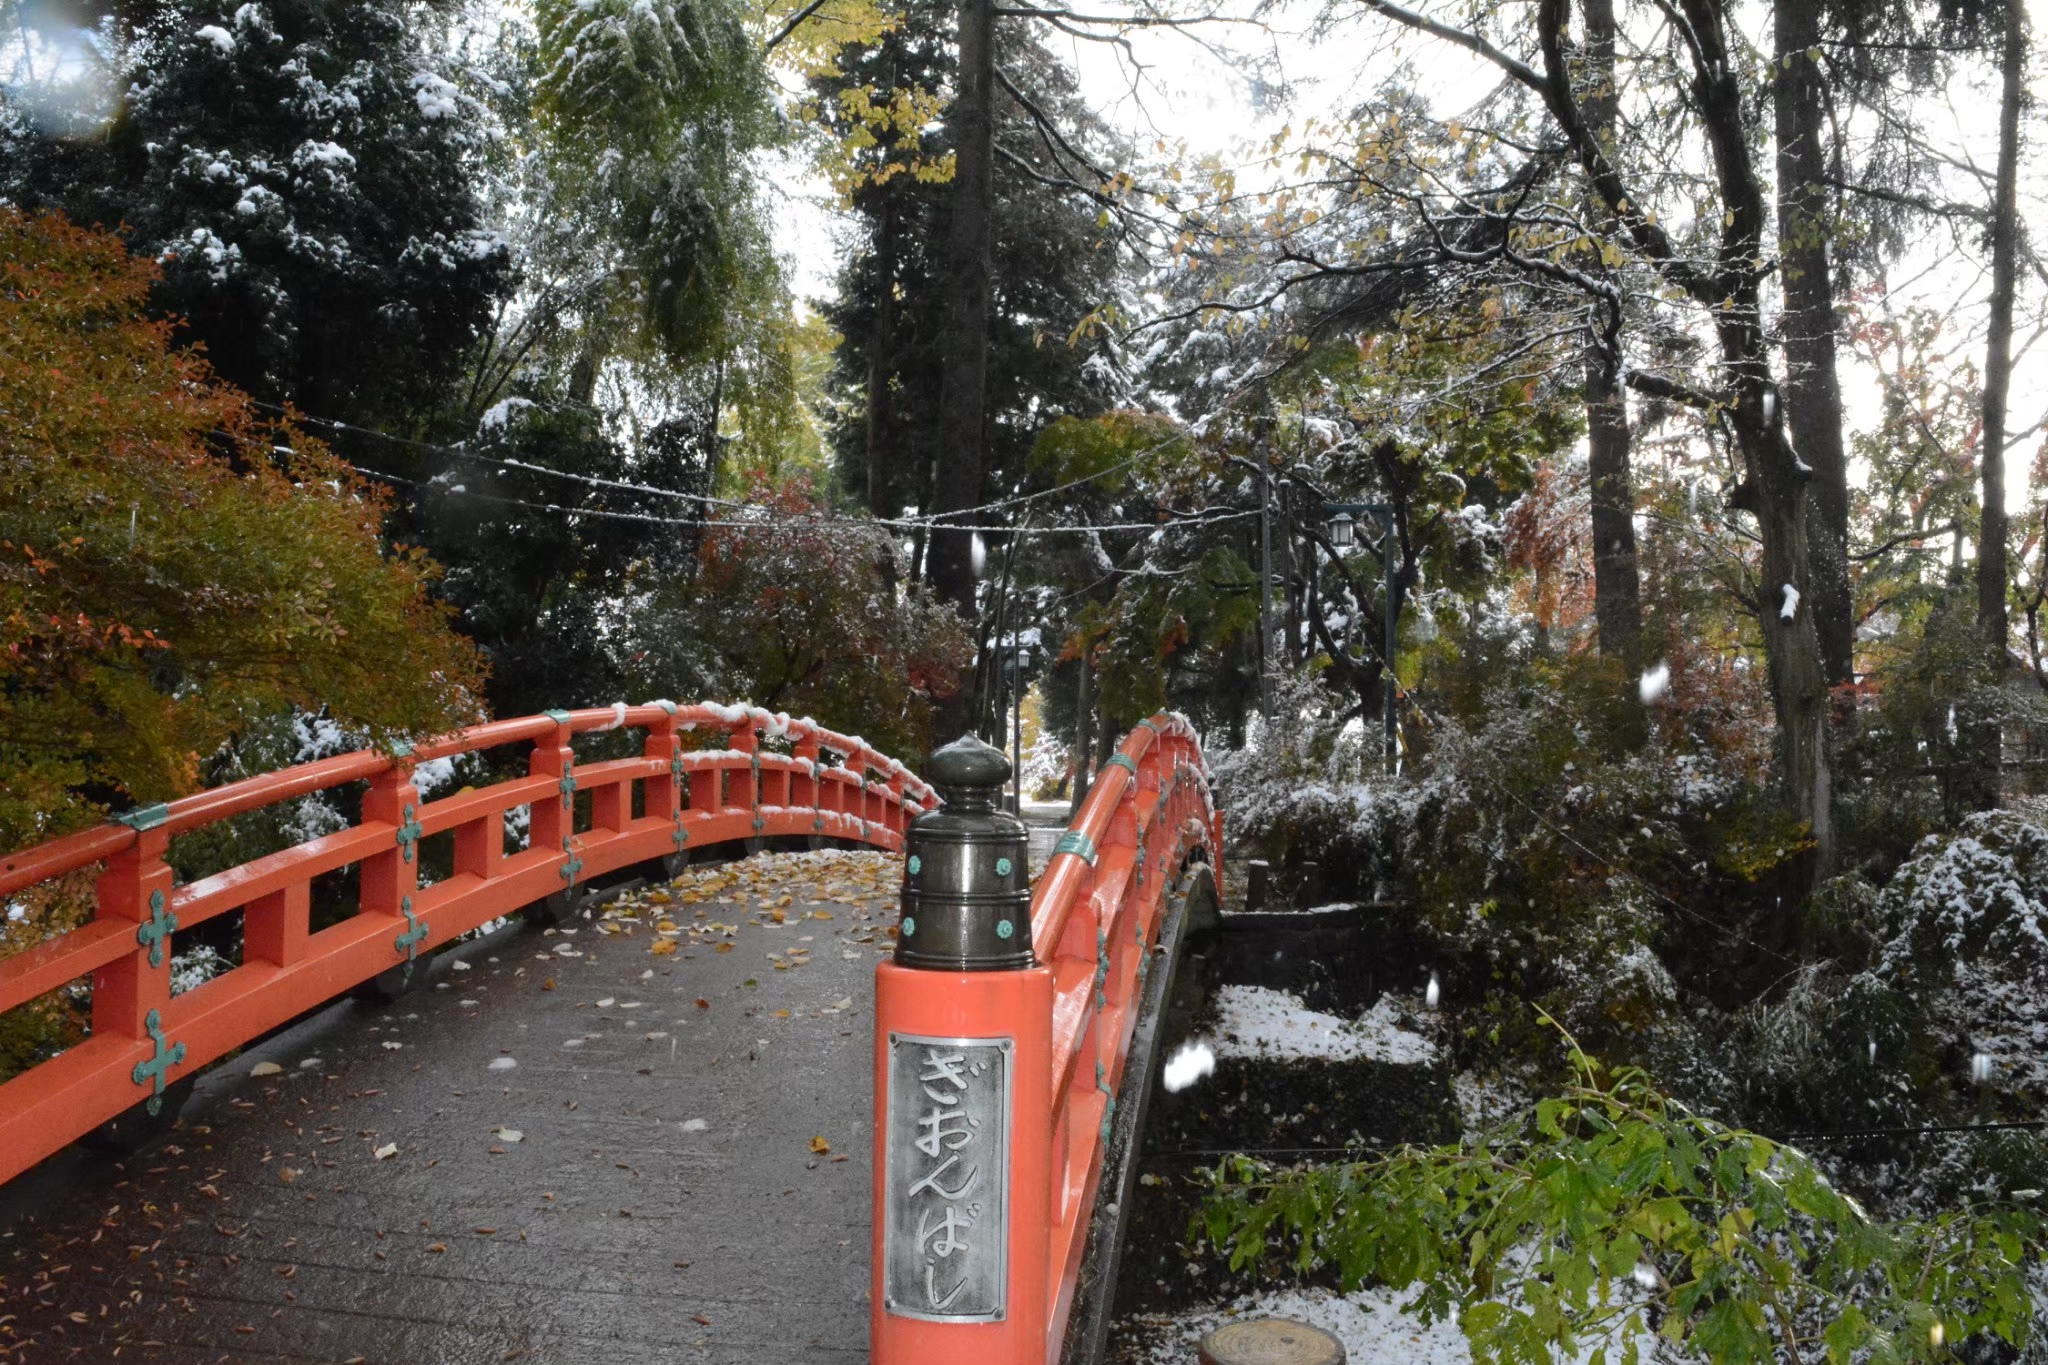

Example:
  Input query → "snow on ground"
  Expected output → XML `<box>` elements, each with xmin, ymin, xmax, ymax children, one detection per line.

<box><xmin>1453</xmin><ymin>1070</ymin><xmax>1530</xmax><ymax>1130</ymax></box>
<box><xmin>1131</xmin><ymin>1286</ymin><xmax>1468</xmax><ymax>1365</ymax></box>
<box><xmin>1132</xmin><ymin>1284</ymin><xmax>1662</xmax><ymax>1365</ymax></box>
<box><xmin>1211</xmin><ymin>984</ymin><xmax>1439</xmax><ymax>1065</ymax></box>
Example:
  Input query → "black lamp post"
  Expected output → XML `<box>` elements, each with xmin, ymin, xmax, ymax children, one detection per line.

<box><xmin>1322</xmin><ymin>501</ymin><xmax>1399</xmax><ymax>770</ymax></box>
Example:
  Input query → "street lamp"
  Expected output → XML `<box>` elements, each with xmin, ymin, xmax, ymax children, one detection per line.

<box><xmin>1322</xmin><ymin>502</ymin><xmax>1399</xmax><ymax>770</ymax></box>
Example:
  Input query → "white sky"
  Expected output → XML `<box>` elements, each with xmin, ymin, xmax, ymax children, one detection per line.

<box><xmin>771</xmin><ymin>1</ymin><xmax>2046</xmax><ymax>505</ymax></box>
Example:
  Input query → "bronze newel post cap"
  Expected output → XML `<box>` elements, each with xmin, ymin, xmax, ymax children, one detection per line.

<box><xmin>895</xmin><ymin>734</ymin><xmax>1035</xmax><ymax>971</ymax></box>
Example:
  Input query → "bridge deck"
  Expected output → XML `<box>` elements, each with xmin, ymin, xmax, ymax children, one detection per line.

<box><xmin>0</xmin><ymin>849</ymin><xmax>905</xmax><ymax>1365</ymax></box>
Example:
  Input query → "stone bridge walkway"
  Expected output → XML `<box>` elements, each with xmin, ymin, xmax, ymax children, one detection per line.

<box><xmin>0</xmin><ymin>849</ymin><xmax>907</xmax><ymax>1365</ymax></box>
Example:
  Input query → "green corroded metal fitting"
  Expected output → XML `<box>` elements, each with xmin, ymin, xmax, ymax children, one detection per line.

<box><xmin>136</xmin><ymin>889</ymin><xmax>177</xmax><ymax>969</ymax></box>
<box><xmin>1106</xmin><ymin>753</ymin><xmax>1138</xmax><ymax>776</ymax></box>
<box><xmin>671</xmin><ymin>751</ymin><xmax>685</xmax><ymax>783</ymax></box>
<box><xmin>395</xmin><ymin>803</ymin><xmax>423</xmax><ymax>864</ymax></box>
<box><xmin>389</xmin><ymin>738</ymin><xmax>414</xmax><ymax>759</ymax></box>
<box><xmin>558</xmin><ymin>769</ymin><xmax>577</xmax><ymax>805</ymax></box>
<box><xmin>654</xmin><ymin>699</ymin><xmax>678</xmax><ymax>714</ymax></box>
<box><xmin>544</xmin><ymin>709</ymin><xmax>573</xmax><ymax>724</ymax></box>
<box><xmin>394</xmin><ymin>896</ymin><xmax>428</xmax><ymax>961</ymax></box>
<box><xmin>559</xmin><ymin>836</ymin><xmax>583</xmax><ymax>887</ymax></box>
<box><xmin>672</xmin><ymin>817</ymin><xmax>689</xmax><ymax>851</ymax></box>
<box><xmin>115</xmin><ymin>803</ymin><xmax>170</xmax><ymax>832</ymax></box>
<box><xmin>1095</xmin><ymin>1060</ymin><xmax>1116</xmax><ymax>1142</ymax></box>
<box><xmin>1138</xmin><ymin>718</ymin><xmax>1161</xmax><ymax>733</ymax></box>
<box><xmin>1053</xmin><ymin>832</ymin><xmax>1098</xmax><ymax>865</ymax></box>
<box><xmin>132</xmin><ymin>1008</ymin><xmax>186</xmax><ymax>1116</ymax></box>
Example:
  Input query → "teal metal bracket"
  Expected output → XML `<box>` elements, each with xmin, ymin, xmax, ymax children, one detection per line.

<box><xmin>1053</xmin><ymin>832</ymin><xmax>1098</xmax><ymax>865</ymax></box>
<box><xmin>394</xmin><ymin>803</ymin><xmax>423</xmax><ymax>864</ymax></box>
<box><xmin>115</xmin><ymin>804</ymin><xmax>170</xmax><ymax>833</ymax></box>
<box><xmin>136</xmin><ymin>889</ymin><xmax>177</xmax><ymax>969</ymax></box>
<box><xmin>394</xmin><ymin>895</ymin><xmax>428</xmax><ymax>961</ymax></box>
<box><xmin>132</xmin><ymin>1008</ymin><xmax>187</xmax><ymax>1116</ymax></box>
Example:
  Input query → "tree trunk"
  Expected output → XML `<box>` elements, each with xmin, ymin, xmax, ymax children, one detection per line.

<box><xmin>1967</xmin><ymin>0</ymin><xmax>2026</xmax><ymax>810</ymax></box>
<box><xmin>865</xmin><ymin>196</ymin><xmax>898</xmax><ymax>519</ymax></box>
<box><xmin>926</xmin><ymin>0</ymin><xmax>996</xmax><ymax>741</ymax></box>
<box><xmin>1981</xmin><ymin>0</ymin><xmax>2024</xmax><ymax>649</ymax></box>
<box><xmin>1069</xmin><ymin>653</ymin><xmax>1092</xmax><ymax>817</ymax></box>
<box><xmin>1773</xmin><ymin>0</ymin><xmax>1855</xmax><ymax>691</ymax></box>
<box><xmin>928</xmin><ymin>0</ymin><xmax>996</xmax><ymax>624</ymax></box>
<box><xmin>1581</xmin><ymin>0</ymin><xmax>1643</xmax><ymax>668</ymax></box>
<box><xmin>1674</xmin><ymin>0</ymin><xmax>1834</xmax><ymax>869</ymax></box>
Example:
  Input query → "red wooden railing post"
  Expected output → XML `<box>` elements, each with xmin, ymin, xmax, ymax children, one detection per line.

<box><xmin>92</xmin><ymin>812</ymin><xmax>174</xmax><ymax>1044</ymax></box>
<box><xmin>728</xmin><ymin>719</ymin><xmax>761</xmax><ymax>828</ymax></box>
<box><xmin>529</xmin><ymin>711</ymin><xmax>578</xmax><ymax>887</ymax></box>
<box><xmin>647</xmin><ymin>703</ymin><xmax>686</xmax><ymax>862</ymax></box>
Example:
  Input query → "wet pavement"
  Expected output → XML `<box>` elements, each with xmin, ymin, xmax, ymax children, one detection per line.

<box><xmin>0</xmin><ymin>849</ymin><xmax>906</xmax><ymax>1365</ymax></box>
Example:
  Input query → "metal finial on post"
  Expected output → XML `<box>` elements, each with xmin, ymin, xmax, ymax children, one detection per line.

<box><xmin>895</xmin><ymin>734</ymin><xmax>1035</xmax><ymax>971</ymax></box>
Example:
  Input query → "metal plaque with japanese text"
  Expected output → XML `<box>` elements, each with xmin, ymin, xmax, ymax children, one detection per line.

<box><xmin>883</xmin><ymin>1033</ymin><xmax>1012</xmax><ymax>1322</ymax></box>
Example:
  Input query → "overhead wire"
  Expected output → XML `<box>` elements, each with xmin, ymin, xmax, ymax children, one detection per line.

<box><xmin>346</xmin><ymin>463</ymin><xmax>1259</xmax><ymax>537</ymax></box>
<box><xmin>251</xmin><ymin>399</ymin><xmax>1199</xmax><ymax>531</ymax></box>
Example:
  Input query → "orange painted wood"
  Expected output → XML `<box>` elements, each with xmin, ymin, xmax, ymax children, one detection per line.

<box><xmin>870</xmin><ymin>713</ymin><xmax>1220</xmax><ymax>1365</ymax></box>
<box><xmin>0</xmin><ymin>701</ymin><xmax>926</xmax><ymax>1193</ymax></box>
<box><xmin>171</xmin><ymin>824</ymin><xmax>390</xmax><ymax>929</ymax></box>
<box><xmin>0</xmin><ymin>920</ymin><xmax>134</xmax><ymax>1015</ymax></box>
<box><xmin>243</xmin><ymin>882</ymin><xmax>309</xmax><ymax>968</ymax></box>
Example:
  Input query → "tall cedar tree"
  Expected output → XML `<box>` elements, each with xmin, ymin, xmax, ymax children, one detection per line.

<box><xmin>818</xmin><ymin>12</ymin><xmax>1122</xmax><ymax>567</ymax></box>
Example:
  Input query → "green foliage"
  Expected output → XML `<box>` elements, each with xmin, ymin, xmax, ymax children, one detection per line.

<box><xmin>0</xmin><ymin>208</ymin><xmax>486</xmax><ymax>852</ymax></box>
<box><xmin>624</xmin><ymin>478</ymin><xmax>974</xmax><ymax>759</ymax></box>
<box><xmin>1200</xmin><ymin>1030</ymin><xmax>2043</xmax><ymax>1365</ymax></box>
<box><xmin>529</xmin><ymin>0</ymin><xmax>781</xmax><ymax>369</ymax></box>
<box><xmin>1030</xmin><ymin>410</ymin><xmax>1190</xmax><ymax>491</ymax></box>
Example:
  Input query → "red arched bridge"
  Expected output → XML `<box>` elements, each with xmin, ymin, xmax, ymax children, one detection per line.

<box><xmin>0</xmin><ymin>703</ymin><xmax>1221</xmax><ymax>1364</ymax></box>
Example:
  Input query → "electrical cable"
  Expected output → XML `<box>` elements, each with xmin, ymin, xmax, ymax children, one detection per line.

<box><xmin>348</xmin><ymin>463</ymin><xmax>1260</xmax><ymax>537</ymax></box>
<box><xmin>252</xmin><ymin>399</ymin><xmax>1195</xmax><ymax>530</ymax></box>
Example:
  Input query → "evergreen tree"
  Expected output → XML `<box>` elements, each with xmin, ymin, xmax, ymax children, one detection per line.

<box><xmin>1</xmin><ymin>0</ymin><xmax>511</xmax><ymax>425</ymax></box>
<box><xmin>816</xmin><ymin>12</ymin><xmax>1126</xmax><ymax>551</ymax></box>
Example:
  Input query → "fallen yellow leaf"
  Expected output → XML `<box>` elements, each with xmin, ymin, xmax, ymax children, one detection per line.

<box><xmin>714</xmin><ymin>942</ymin><xmax>733</xmax><ymax>954</ymax></box>
<box><xmin>650</xmin><ymin>940</ymin><xmax>678</xmax><ymax>956</ymax></box>
<box><xmin>808</xmin><ymin>1135</ymin><xmax>831</xmax><ymax>1154</ymax></box>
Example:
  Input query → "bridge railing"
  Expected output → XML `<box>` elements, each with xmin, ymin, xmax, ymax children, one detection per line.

<box><xmin>0</xmin><ymin>702</ymin><xmax>932</xmax><ymax>1189</ymax></box>
<box><xmin>870</xmin><ymin>714</ymin><xmax>1222</xmax><ymax>1364</ymax></box>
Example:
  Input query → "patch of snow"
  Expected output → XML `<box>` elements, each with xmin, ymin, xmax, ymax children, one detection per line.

<box><xmin>1211</xmin><ymin>985</ymin><xmax>1438</xmax><ymax>1065</ymax></box>
<box><xmin>1452</xmin><ymin>1071</ymin><xmax>1528</xmax><ymax>1130</ymax></box>
<box><xmin>1638</xmin><ymin>660</ymin><xmax>1670</xmax><ymax>704</ymax></box>
<box><xmin>195</xmin><ymin>24</ymin><xmax>235</xmax><ymax>52</ymax></box>
<box><xmin>411</xmin><ymin>71</ymin><xmax>460</xmax><ymax>120</ymax></box>
<box><xmin>292</xmin><ymin>139</ymin><xmax>355</xmax><ymax>171</ymax></box>
<box><xmin>1780</xmin><ymin>583</ymin><xmax>1800</xmax><ymax>621</ymax></box>
<box><xmin>170</xmin><ymin>942</ymin><xmax>229</xmax><ymax>995</ymax></box>
<box><xmin>478</xmin><ymin>397</ymin><xmax>536</xmax><ymax>437</ymax></box>
<box><xmin>412</xmin><ymin>755</ymin><xmax>458</xmax><ymax>796</ymax></box>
